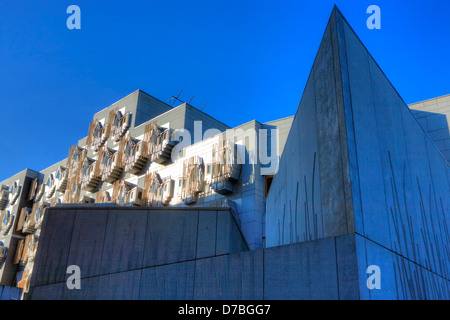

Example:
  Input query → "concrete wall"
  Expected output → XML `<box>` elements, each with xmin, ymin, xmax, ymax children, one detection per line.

<box><xmin>265</xmin><ymin>7</ymin><xmax>450</xmax><ymax>298</ymax></box>
<box><xmin>135</xmin><ymin>90</ymin><xmax>174</xmax><ymax>127</ymax></box>
<box><xmin>28</xmin><ymin>225</ymin><xmax>359</xmax><ymax>300</ymax></box>
<box><xmin>27</xmin><ymin>206</ymin><xmax>247</xmax><ymax>299</ymax></box>
<box><xmin>266</xmin><ymin>9</ymin><xmax>353</xmax><ymax>247</ymax></box>
<box><xmin>409</xmin><ymin>95</ymin><xmax>450</xmax><ymax>161</ymax></box>
<box><xmin>355</xmin><ymin>233</ymin><xmax>449</xmax><ymax>300</ymax></box>
<box><xmin>263</xmin><ymin>116</ymin><xmax>294</xmax><ymax>159</ymax></box>
<box><xmin>338</xmin><ymin>8</ymin><xmax>450</xmax><ymax>282</ymax></box>
<box><xmin>0</xmin><ymin>285</ymin><xmax>22</xmax><ymax>300</ymax></box>
<box><xmin>92</xmin><ymin>90</ymin><xmax>173</xmax><ymax>130</ymax></box>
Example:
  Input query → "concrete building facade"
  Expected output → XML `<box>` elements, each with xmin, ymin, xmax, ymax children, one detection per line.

<box><xmin>409</xmin><ymin>94</ymin><xmax>450</xmax><ymax>161</ymax></box>
<box><xmin>0</xmin><ymin>7</ymin><xmax>448</xmax><ymax>300</ymax></box>
<box><xmin>0</xmin><ymin>85</ymin><xmax>292</xmax><ymax>297</ymax></box>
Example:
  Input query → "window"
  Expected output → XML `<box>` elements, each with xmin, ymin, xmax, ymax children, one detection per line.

<box><xmin>207</xmin><ymin>165</ymin><xmax>211</xmax><ymax>174</ymax></box>
<box><xmin>264</xmin><ymin>175</ymin><xmax>274</xmax><ymax>197</ymax></box>
<box><xmin>114</xmin><ymin>114</ymin><xmax>120</xmax><ymax>127</ymax></box>
<box><xmin>82</xmin><ymin>164</ymin><xmax>88</xmax><ymax>176</ymax></box>
<box><xmin>94</xmin><ymin>123</ymin><xmax>102</xmax><ymax>138</ymax></box>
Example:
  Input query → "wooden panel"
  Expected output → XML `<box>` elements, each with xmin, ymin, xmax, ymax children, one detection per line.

<box><xmin>13</xmin><ymin>240</ymin><xmax>24</xmax><ymax>265</ymax></box>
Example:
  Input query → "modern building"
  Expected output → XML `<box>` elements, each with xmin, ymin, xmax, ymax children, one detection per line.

<box><xmin>0</xmin><ymin>87</ymin><xmax>293</xmax><ymax>298</ymax></box>
<box><xmin>409</xmin><ymin>94</ymin><xmax>450</xmax><ymax>161</ymax></box>
<box><xmin>0</xmin><ymin>7</ymin><xmax>448</xmax><ymax>300</ymax></box>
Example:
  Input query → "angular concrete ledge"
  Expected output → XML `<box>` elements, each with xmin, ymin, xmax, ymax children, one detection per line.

<box><xmin>28</xmin><ymin>206</ymin><xmax>247</xmax><ymax>295</ymax></box>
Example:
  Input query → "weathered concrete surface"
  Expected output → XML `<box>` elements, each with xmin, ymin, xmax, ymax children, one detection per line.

<box><xmin>410</xmin><ymin>95</ymin><xmax>450</xmax><ymax>161</ymax></box>
<box><xmin>265</xmin><ymin>6</ymin><xmax>449</xmax><ymax>298</ymax></box>
<box><xmin>27</xmin><ymin>206</ymin><xmax>247</xmax><ymax>298</ymax></box>
<box><xmin>265</xmin><ymin>10</ymin><xmax>354</xmax><ymax>249</ymax></box>
<box><xmin>28</xmin><ymin>232</ymin><xmax>360</xmax><ymax>300</ymax></box>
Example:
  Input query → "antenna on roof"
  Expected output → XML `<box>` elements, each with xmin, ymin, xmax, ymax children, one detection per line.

<box><xmin>168</xmin><ymin>90</ymin><xmax>207</xmax><ymax>112</ymax></box>
<box><xmin>200</xmin><ymin>103</ymin><xmax>207</xmax><ymax>111</ymax></box>
<box><xmin>168</xmin><ymin>89</ymin><xmax>184</xmax><ymax>106</ymax></box>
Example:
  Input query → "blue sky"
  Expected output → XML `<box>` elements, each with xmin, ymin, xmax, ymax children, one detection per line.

<box><xmin>0</xmin><ymin>0</ymin><xmax>449</xmax><ymax>181</ymax></box>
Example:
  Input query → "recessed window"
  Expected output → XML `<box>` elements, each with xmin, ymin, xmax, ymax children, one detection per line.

<box><xmin>264</xmin><ymin>175</ymin><xmax>274</xmax><ymax>197</ymax></box>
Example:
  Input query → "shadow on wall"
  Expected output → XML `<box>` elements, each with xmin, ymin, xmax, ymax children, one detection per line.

<box><xmin>412</xmin><ymin>110</ymin><xmax>450</xmax><ymax>162</ymax></box>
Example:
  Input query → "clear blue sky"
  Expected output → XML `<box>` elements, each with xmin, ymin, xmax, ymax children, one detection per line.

<box><xmin>0</xmin><ymin>0</ymin><xmax>449</xmax><ymax>181</ymax></box>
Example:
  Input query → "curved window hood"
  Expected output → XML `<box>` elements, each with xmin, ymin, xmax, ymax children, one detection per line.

<box><xmin>124</xmin><ymin>136</ymin><xmax>149</xmax><ymax>175</ymax></box>
<box><xmin>149</xmin><ymin>125</ymin><xmax>176</xmax><ymax>164</ymax></box>
<box><xmin>27</xmin><ymin>178</ymin><xmax>38</xmax><ymax>202</ymax></box>
<box><xmin>0</xmin><ymin>210</ymin><xmax>14</xmax><ymax>236</ymax></box>
<box><xmin>181</xmin><ymin>155</ymin><xmax>205</xmax><ymax>205</ymax></box>
<box><xmin>0</xmin><ymin>242</ymin><xmax>6</xmax><ymax>264</ymax></box>
<box><xmin>112</xmin><ymin>110</ymin><xmax>131</xmax><ymax>142</ymax></box>
<box><xmin>80</xmin><ymin>158</ymin><xmax>102</xmax><ymax>192</ymax></box>
<box><xmin>115</xmin><ymin>180</ymin><xmax>142</xmax><ymax>206</ymax></box>
<box><xmin>35</xmin><ymin>182</ymin><xmax>45</xmax><ymax>202</ymax></box>
<box><xmin>9</xmin><ymin>182</ymin><xmax>21</xmax><ymax>206</ymax></box>
<box><xmin>0</xmin><ymin>186</ymin><xmax>9</xmax><ymax>210</ymax></box>
<box><xmin>210</xmin><ymin>141</ymin><xmax>242</xmax><ymax>195</ymax></box>
<box><xmin>92</xmin><ymin>121</ymin><xmax>108</xmax><ymax>151</ymax></box>
<box><xmin>143</xmin><ymin>171</ymin><xmax>162</xmax><ymax>206</ymax></box>
<box><xmin>45</xmin><ymin>174</ymin><xmax>56</xmax><ymax>199</ymax></box>
<box><xmin>22</xmin><ymin>203</ymin><xmax>46</xmax><ymax>234</ymax></box>
<box><xmin>55</xmin><ymin>166</ymin><xmax>69</xmax><ymax>193</ymax></box>
<box><xmin>102</xmin><ymin>147</ymin><xmax>124</xmax><ymax>183</ymax></box>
